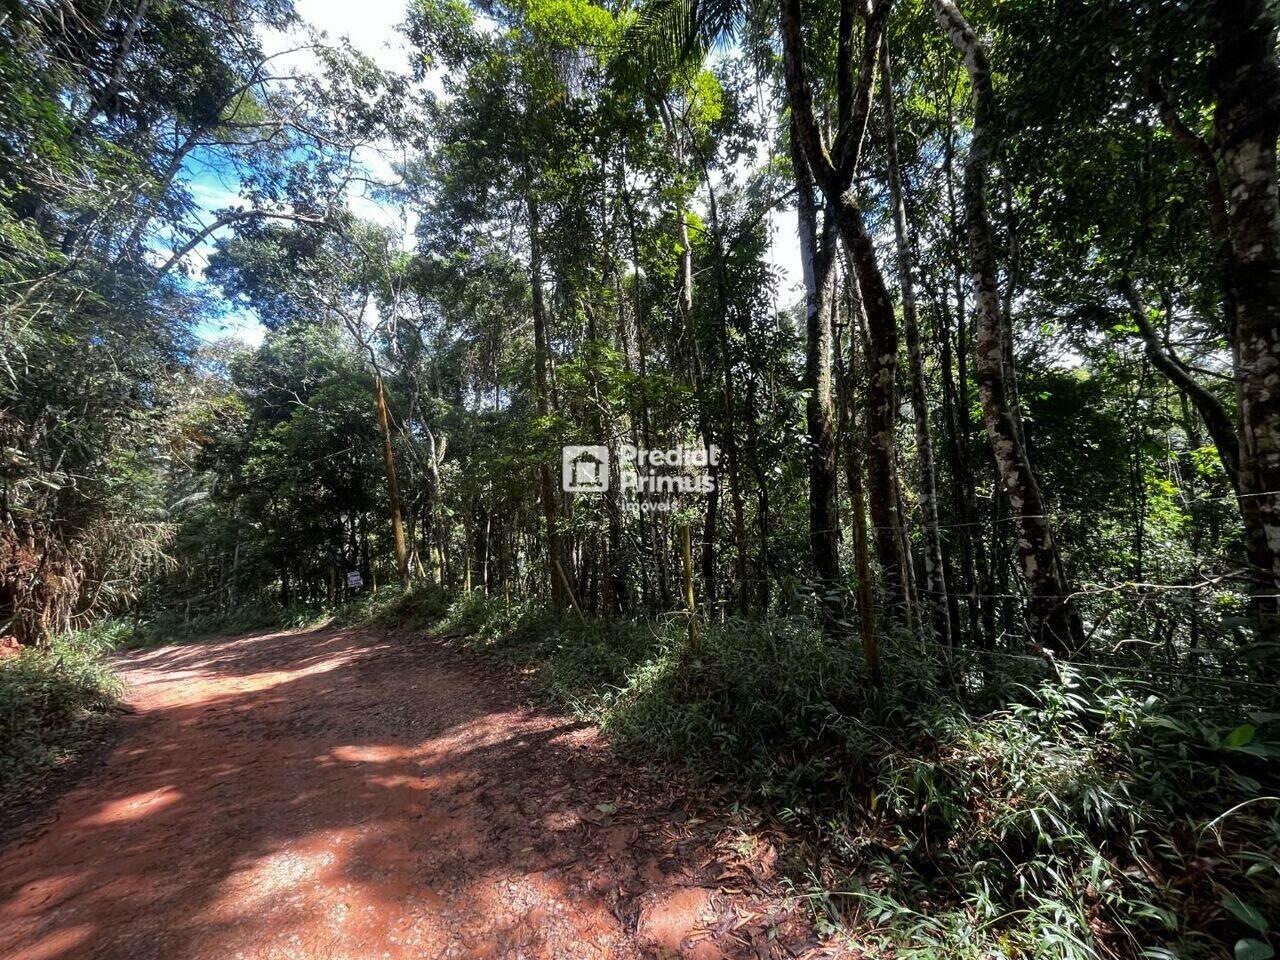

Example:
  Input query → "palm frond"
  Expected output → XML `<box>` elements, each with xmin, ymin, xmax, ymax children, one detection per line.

<box><xmin>617</xmin><ymin>0</ymin><xmax>749</xmax><ymax>78</ymax></box>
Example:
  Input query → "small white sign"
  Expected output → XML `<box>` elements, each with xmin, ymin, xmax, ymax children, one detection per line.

<box><xmin>346</xmin><ymin>570</ymin><xmax>363</xmax><ymax>589</ymax></box>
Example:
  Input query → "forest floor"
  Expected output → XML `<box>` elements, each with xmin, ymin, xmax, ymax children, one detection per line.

<box><xmin>0</xmin><ymin>625</ymin><xmax>825</xmax><ymax>960</ymax></box>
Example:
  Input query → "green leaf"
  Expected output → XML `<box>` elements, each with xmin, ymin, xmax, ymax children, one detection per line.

<box><xmin>1224</xmin><ymin>894</ymin><xmax>1270</xmax><ymax>933</ymax></box>
<box><xmin>1226</xmin><ymin>724</ymin><xmax>1257</xmax><ymax>748</ymax></box>
<box><xmin>1235</xmin><ymin>939</ymin><xmax>1275</xmax><ymax>960</ymax></box>
<box><xmin>1144</xmin><ymin>715</ymin><xmax>1190</xmax><ymax>734</ymax></box>
<box><xmin>1229</xmin><ymin>742</ymin><xmax>1280</xmax><ymax>759</ymax></box>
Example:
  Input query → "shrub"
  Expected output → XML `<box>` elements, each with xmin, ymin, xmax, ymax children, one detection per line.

<box><xmin>0</xmin><ymin>632</ymin><xmax>123</xmax><ymax>804</ymax></box>
<box><xmin>437</xmin><ymin>598</ymin><xmax>1280</xmax><ymax>959</ymax></box>
<box><xmin>332</xmin><ymin>582</ymin><xmax>451</xmax><ymax>630</ymax></box>
<box><xmin>851</xmin><ymin>672</ymin><xmax>1280</xmax><ymax>959</ymax></box>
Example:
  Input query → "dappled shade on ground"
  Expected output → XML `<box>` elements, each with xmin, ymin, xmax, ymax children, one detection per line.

<box><xmin>0</xmin><ymin>627</ymin><xmax>811</xmax><ymax>960</ymax></box>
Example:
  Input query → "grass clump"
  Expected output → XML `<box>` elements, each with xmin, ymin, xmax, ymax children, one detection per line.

<box><xmin>441</xmin><ymin>593</ymin><xmax>672</xmax><ymax>709</ymax></box>
<box><xmin>331</xmin><ymin>582</ymin><xmax>451</xmax><ymax>630</ymax></box>
<box><xmin>843</xmin><ymin>674</ymin><xmax>1279</xmax><ymax>959</ymax></box>
<box><xmin>431</xmin><ymin>594</ymin><xmax>1280</xmax><ymax>960</ymax></box>
<box><xmin>0</xmin><ymin>631</ymin><xmax>123</xmax><ymax>805</ymax></box>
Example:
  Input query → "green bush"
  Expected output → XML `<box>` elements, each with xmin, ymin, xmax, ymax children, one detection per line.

<box><xmin>332</xmin><ymin>582</ymin><xmax>451</xmax><ymax>630</ymax></box>
<box><xmin>443</xmin><ymin>593</ymin><xmax>670</xmax><ymax>710</ymax></box>
<box><xmin>849</xmin><ymin>673</ymin><xmax>1280</xmax><ymax>959</ymax></box>
<box><xmin>438</xmin><ymin>598</ymin><xmax>1279</xmax><ymax>960</ymax></box>
<box><xmin>0</xmin><ymin>632</ymin><xmax>123</xmax><ymax>803</ymax></box>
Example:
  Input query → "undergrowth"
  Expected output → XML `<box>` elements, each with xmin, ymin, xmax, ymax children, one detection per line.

<box><xmin>106</xmin><ymin>602</ymin><xmax>326</xmax><ymax>650</ymax></box>
<box><xmin>8</xmin><ymin>587</ymin><xmax>1275</xmax><ymax>957</ymax></box>
<box><xmin>107</xmin><ymin>582</ymin><xmax>453</xmax><ymax>649</ymax></box>
<box><xmin>330</xmin><ymin>582</ymin><xmax>451</xmax><ymax>630</ymax></box>
<box><xmin>436</xmin><ymin>592</ymin><xmax>1280</xmax><ymax>960</ymax></box>
<box><xmin>0</xmin><ymin>631</ymin><xmax>123</xmax><ymax>805</ymax></box>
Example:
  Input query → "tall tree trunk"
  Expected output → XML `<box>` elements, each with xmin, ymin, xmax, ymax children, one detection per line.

<box><xmin>942</xmin><ymin>113</ymin><xmax>995</xmax><ymax>646</ymax></box>
<box><xmin>779</xmin><ymin>0</ymin><xmax>906</xmax><ymax>619</ymax></box>
<box><xmin>695</xmin><ymin>154</ymin><xmax>751</xmax><ymax>616</ymax></box>
<box><xmin>932</xmin><ymin>0</ymin><xmax>1083</xmax><ymax>652</ymax></box>
<box><xmin>681</xmin><ymin>523</ymin><xmax>699</xmax><ymax>650</ymax></box>
<box><xmin>880</xmin><ymin>40</ymin><xmax>952</xmax><ymax>645</ymax></box>
<box><xmin>838</xmin><ymin>272</ymin><xmax>881</xmax><ymax>680</ymax></box>
<box><xmin>623</xmin><ymin>190</ymin><xmax>671</xmax><ymax>611</ymax></box>
<box><xmin>792</xmin><ymin>122</ymin><xmax>842</xmax><ymax>628</ymax></box>
<box><xmin>528</xmin><ymin>193</ymin><xmax>572</xmax><ymax>611</ymax></box>
<box><xmin>374</xmin><ymin>371</ymin><xmax>410</xmax><ymax>584</ymax></box>
<box><xmin>843</xmin><ymin>237</ymin><xmax>906</xmax><ymax>618</ymax></box>
<box><xmin>1210</xmin><ymin>0</ymin><xmax>1280</xmax><ymax>650</ymax></box>
<box><xmin>423</xmin><ymin>425</ymin><xmax>446</xmax><ymax>585</ymax></box>
<box><xmin>744</xmin><ymin>374</ymin><xmax>774</xmax><ymax>611</ymax></box>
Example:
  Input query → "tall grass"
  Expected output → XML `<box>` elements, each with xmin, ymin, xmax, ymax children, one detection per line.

<box><xmin>0</xmin><ymin>631</ymin><xmax>123</xmax><ymax>804</ymax></box>
<box><xmin>439</xmin><ymin>594</ymin><xmax>1280</xmax><ymax>959</ymax></box>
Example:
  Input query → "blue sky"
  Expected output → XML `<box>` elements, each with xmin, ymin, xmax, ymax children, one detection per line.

<box><xmin>185</xmin><ymin>0</ymin><xmax>415</xmax><ymax>347</ymax></box>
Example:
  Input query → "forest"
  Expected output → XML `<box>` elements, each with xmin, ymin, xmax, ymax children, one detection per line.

<box><xmin>1</xmin><ymin>0</ymin><xmax>1279</xmax><ymax>957</ymax></box>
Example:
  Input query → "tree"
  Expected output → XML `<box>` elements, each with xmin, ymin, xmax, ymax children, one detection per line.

<box><xmin>1208</xmin><ymin>0</ymin><xmax>1280</xmax><ymax>652</ymax></box>
<box><xmin>208</xmin><ymin>217</ymin><xmax>414</xmax><ymax>584</ymax></box>
<box><xmin>930</xmin><ymin>0</ymin><xmax>1083</xmax><ymax>652</ymax></box>
<box><xmin>779</xmin><ymin>0</ymin><xmax>910</xmax><ymax>624</ymax></box>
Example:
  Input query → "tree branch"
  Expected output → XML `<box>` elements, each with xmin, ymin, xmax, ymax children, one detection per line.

<box><xmin>156</xmin><ymin>209</ymin><xmax>329</xmax><ymax>278</ymax></box>
<box><xmin>1119</xmin><ymin>277</ymin><xmax>1241</xmax><ymax>488</ymax></box>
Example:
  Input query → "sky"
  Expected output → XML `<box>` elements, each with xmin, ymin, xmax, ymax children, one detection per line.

<box><xmin>191</xmin><ymin>0</ymin><xmax>804</xmax><ymax>347</ymax></box>
<box><xmin>188</xmin><ymin>0</ymin><xmax>414</xmax><ymax>346</ymax></box>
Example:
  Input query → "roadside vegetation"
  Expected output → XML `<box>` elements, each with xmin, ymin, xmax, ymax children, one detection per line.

<box><xmin>0</xmin><ymin>632</ymin><xmax>122</xmax><ymax>808</ymax></box>
<box><xmin>434</xmin><ymin>590</ymin><xmax>1280</xmax><ymax>960</ymax></box>
<box><xmin>4</xmin><ymin>583</ymin><xmax>1278</xmax><ymax>956</ymax></box>
<box><xmin>5</xmin><ymin>0</ymin><xmax>1280</xmax><ymax>956</ymax></box>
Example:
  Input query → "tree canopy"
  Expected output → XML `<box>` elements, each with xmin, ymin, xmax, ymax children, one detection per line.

<box><xmin>3</xmin><ymin>0</ymin><xmax>1279</xmax><ymax>954</ymax></box>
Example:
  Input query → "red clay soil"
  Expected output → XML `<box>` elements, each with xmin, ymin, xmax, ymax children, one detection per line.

<box><xmin>0</xmin><ymin>626</ymin><xmax>825</xmax><ymax>960</ymax></box>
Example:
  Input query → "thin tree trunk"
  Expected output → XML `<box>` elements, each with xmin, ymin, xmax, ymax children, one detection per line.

<box><xmin>423</xmin><ymin>425</ymin><xmax>446</xmax><ymax>585</ymax></box>
<box><xmin>681</xmin><ymin>523</ymin><xmax>698</xmax><ymax>650</ymax></box>
<box><xmin>528</xmin><ymin>192</ymin><xmax>571</xmax><ymax>610</ymax></box>
<box><xmin>843</xmin><ymin>237</ymin><xmax>906</xmax><ymax>617</ymax></box>
<box><xmin>838</xmin><ymin>271</ymin><xmax>881</xmax><ymax>680</ymax></box>
<box><xmin>942</xmin><ymin>112</ymin><xmax>995</xmax><ymax>645</ymax></box>
<box><xmin>792</xmin><ymin>122</ymin><xmax>842</xmax><ymax>628</ymax></box>
<box><xmin>694</xmin><ymin>154</ymin><xmax>751</xmax><ymax>616</ymax></box>
<box><xmin>880</xmin><ymin>40</ymin><xmax>952</xmax><ymax>645</ymax></box>
<box><xmin>932</xmin><ymin>0</ymin><xmax>1083</xmax><ymax>652</ymax></box>
<box><xmin>374</xmin><ymin>372</ymin><xmax>410</xmax><ymax>584</ymax></box>
<box><xmin>893</xmin><ymin>455</ymin><xmax>922</xmax><ymax>642</ymax></box>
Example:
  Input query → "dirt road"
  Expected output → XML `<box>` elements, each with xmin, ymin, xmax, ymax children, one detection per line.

<box><xmin>0</xmin><ymin>626</ymin><xmax>812</xmax><ymax>960</ymax></box>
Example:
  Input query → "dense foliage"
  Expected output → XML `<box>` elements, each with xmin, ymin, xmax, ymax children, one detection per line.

<box><xmin>0</xmin><ymin>630</ymin><xmax>122</xmax><ymax>805</ymax></box>
<box><xmin>440</xmin><ymin>590</ymin><xmax>1278</xmax><ymax>959</ymax></box>
<box><xmin>3</xmin><ymin>0</ymin><xmax>1279</xmax><ymax>955</ymax></box>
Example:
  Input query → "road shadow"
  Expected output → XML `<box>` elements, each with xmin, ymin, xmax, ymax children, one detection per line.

<box><xmin>0</xmin><ymin>625</ymin><xmax>804</xmax><ymax>960</ymax></box>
